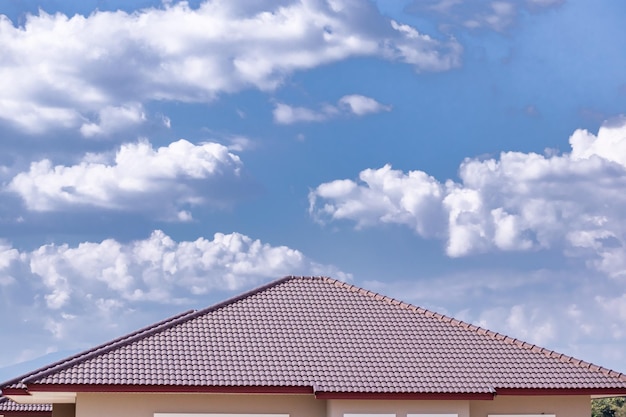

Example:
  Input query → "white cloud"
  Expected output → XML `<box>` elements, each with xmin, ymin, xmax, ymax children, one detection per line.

<box><xmin>505</xmin><ymin>304</ymin><xmax>555</xmax><ymax>345</ymax></box>
<box><xmin>274</xmin><ymin>94</ymin><xmax>391</xmax><ymax>124</ymax></box>
<box><xmin>408</xmin><ymin>0</ymin><xmax>563</xmax><ymax>32</ymax></box>
<box><xmin>7</xmin><ymin>138</ymin><xmax>245</xmax><ymax>219</ymax></box>
<box><xmin>469</xmin><ymin>304</ymin><xmax>556</xmax><ymax>347</ymax></box>
<box><xmin>79</xmin><ymin>103</ymin><xmax>146</xmax><ymax>138</ymax></box>
<box><xmin>597</xmin><ymin>293</ymin><xmax>626</xmax><ymax>324</ymax></box>
<box><xmin>526</xmin><ymin>0</ymin><xmax>564</xmax><ymax>8</ymax></box>
<box><xmin>311</xmin><ymin>164</ymin><xmax>445</xmax><ymax>237</ymax></box>
<box><xmin>0</xmin><ymin>1</ymin><xmax>460</xmax><ymax>134</ymax></box>
<box><xmin>0</xmin><ymin>242</ymin><xmax>19</xmax><ymax>270</ymax></box>
<box><xmin>569</xmin><ymin>117</ymin><xmax>626</xmax><ymax>166</ymax></box>
<box><xmin>466</xmin><ymin>1</ymin><xmax>516</xmax><ymax>31</ymax></box>
<box><xmin>0</xmin><ymin>100</ymin><xmax>82</xmax><ymax>134</ymax></box>
<box><xmin>25</xmin><ymin>230</ymin><xmax>336</xmax><ymax>306</ymax></box>
<box><xmin>274</xmin><ymin>103</ymin><xmax>335</xmax><ymax>125</ymax></box>
<box><xmin>0</xmin><ymin>230</ymin><xmax>349</xmax><ymax>365</ymax></box>
<box><xmin>338</xmin><ymin>95</ymin><xmax>392</xmax><ymax>116</ymax></box>
<box><xmin>0</xmin><ymin>242</ymin><xmax>19</xmax><ymax>286</ymax></box>
<box><xmin>310</xmin><ymin>119</ymin><xmax>626</xmax><ymax>277</ymax></box>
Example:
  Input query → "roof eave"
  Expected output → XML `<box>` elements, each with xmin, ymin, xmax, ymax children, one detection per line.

<box><xmin>8</xmin><ymin>383</ymin><xmax>626</xmax><ymax>402</ymax></box>
<box><xmin>24</xmin><ymin>383</ymin><xmax>314</xmax><ymax>395</ymax></box>
<box><xmin>314</xmin><ymin>391</ymin><xmax>495</xmax><ymax>400</ymax></box>
<box><xmin>3</xmin><ymin>390</ymin><xmax>75</xmax><ymax>405</ymax></box>
<box><xmin>496</xmin><ymin>387</ymin><xmax>626</xmax><ymax>397</ymax></box>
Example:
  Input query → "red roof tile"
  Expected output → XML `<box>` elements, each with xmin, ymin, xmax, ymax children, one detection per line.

<box><xmin>3</xmin><ymin>276</ymin><xmax>626</xmax><ymax>396</ymax></box>
<box><xmin>0</xmin><ymin>396</ymin><xmax>51</xmax><ymax>414</ymax></box>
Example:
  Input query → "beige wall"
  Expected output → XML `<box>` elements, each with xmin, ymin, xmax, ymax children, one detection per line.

<box><xmin>469</xmin><ymin>395</ymin><xmax>590</xmax><ymax>417</ymax></box>
<box><xmin>76</xmin><ymin>393</ymin><xmax>326</xmax><ymax>417</ymax></box>
<box><xmin>327</xmin><ymin>395</ymin><xmax>590</xmax><ymax>417</ymax></box>
<box><xmin>74</xmin><ymin>393</ymin><xmax>591</xmax><ymax>417</ymax></box>
<box><xmin>326</xmin><ymin>399</ymin><xmax>469</xmax><ymax>417</ymax></box>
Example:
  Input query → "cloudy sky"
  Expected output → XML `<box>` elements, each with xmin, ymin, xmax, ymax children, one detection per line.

<box><xmin>1</xmin><ymin>0</ymin><xmax>625</xmax><ymax>381</ymax></box>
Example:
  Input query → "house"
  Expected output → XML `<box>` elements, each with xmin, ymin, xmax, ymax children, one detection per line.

<box><xmin>2</xmin><ymin>276</ymin><xmax>625</xmax><ymax>417</ymax></box>
<box><xmin>0</xmin><ymin>396</ymin><xmax>51</xmax><ymax>417</ymax></box>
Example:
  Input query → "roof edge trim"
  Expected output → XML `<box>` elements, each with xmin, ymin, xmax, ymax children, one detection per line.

<box><xmin>314</xmin><ymin>391</ymin><xmax>495</xmax><ymax>400</ymax></box>
<box><xmin>25</xmin><ymin>383</ymin><xmax>314</xmax><ymax>395</ymax></box>
<box><xmin>186</xmin><ymin>276</ymin><xmax>303</xmax><ymax>320</ymax></box>
<box><xmin>0</xmin><ymin>389</ymin><xmax>29</xmax><ymax>397</ymax></box>
<box><xmin>496</xmin><ymin>388</ymin><xmax>626</xmax><ymax>396</ymax></box>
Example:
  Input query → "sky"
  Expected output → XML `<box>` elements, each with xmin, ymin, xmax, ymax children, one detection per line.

<box><xmin>0</xmin><ymin>0</ymin><xmax>625</xmax><ymax>382</ymax></box>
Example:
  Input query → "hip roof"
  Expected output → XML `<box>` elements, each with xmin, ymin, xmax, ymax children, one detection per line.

<box><xmin>3</xmin><ymin>276</ymin><xmax>626</xmax><ymax>398</ymax></box>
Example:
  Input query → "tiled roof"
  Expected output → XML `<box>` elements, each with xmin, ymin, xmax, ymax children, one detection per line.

<box><xmin>3</xmin><ymin>276</ymin><xmax>626</xmax><ymax>396</ymax></box>
<box><xmin>0</xmin><ymin>396</ymin><xmax>51</xmax><ymax>413</ymax></box>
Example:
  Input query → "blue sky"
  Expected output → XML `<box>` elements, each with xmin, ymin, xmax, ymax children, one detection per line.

<box><xmin>1</xmin><ymin>0</ymin><xmax>625</xmax><ymax>381</ymax></box>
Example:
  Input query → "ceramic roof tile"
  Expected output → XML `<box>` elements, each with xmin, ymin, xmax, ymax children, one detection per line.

<box><xmin>3</xmin><ymin>276</ymin><xmax>626</xmax><ymax>394</ymax></box>
<box><xmin>0</xmin><ymin>396</ymin><xmax>51</xmax><ymax>413</ymax></box>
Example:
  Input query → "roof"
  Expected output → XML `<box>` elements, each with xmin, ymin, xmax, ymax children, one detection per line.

<box><xmin>3</xmin><ymin>276</ymin><xmax>626</xmax><ymax>400</ymax></box>
<box><xmin>0</xmin><ymin>397</ymin><xmax>51</xmax><ymax>415</ymax></box>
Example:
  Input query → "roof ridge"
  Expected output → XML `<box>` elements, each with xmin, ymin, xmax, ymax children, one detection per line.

<box><xmin>185</xmin><ymin>275</ymin><xmax>307</xmax><ymax>318</ymax></box>
<box><xmin>323</xmin><ymin>277</ymin><xmax>626</xmax><ymax>384</ymax></box>
<box><xmin>4</xmin><ymin>309</ymin><xmax>196</xmax><ymax>388</ymax></box>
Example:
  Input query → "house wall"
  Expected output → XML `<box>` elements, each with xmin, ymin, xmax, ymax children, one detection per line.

<box><xmin>327</xmin><ymin>395</ymin><xmax>590</xmax><ymax>417</ymax></box>
<box><xmin>327</xmin><ymin>399</ymin><xmax>470</xmax><ymax>417</ymax></box>
<box><xmin>73</xmin><ymin>393</ymin><xmax>591</xmax><ymax>417</ymax></box>
<box><xmin>469</xmin><ymin>395</ymin><xmax>590</xmax><ymax>417</ymax></box>
<box><xmin>75</xmin><ymin>393</ymin><xmax>326</xmax><ymax>417</ymax></box>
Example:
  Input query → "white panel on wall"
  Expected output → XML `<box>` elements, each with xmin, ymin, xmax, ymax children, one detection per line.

<box><xmin>155</xmin><ymin>414</ymin><xmax>289</xmax><ymax>417</ymax></box>
<box><xmin>488</xmin><ymin>415</ymin><xmax>556</xmax><ymax>417</ymax></box>
<box><xmin>344</xmin><ymin>414</ymin><xmax>396</xmax><ymax>417</ymax></box>
<box><xmin>407</xmin><ymin>414</ymin><xmax>458</xmax><ymax>417</ymax></box>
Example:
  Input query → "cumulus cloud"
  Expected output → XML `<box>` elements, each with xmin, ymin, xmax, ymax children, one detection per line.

<box><xmin>0</xmin><ymin>230</ymin><xmax>349</xmax><ymax>365</ymax></box>
<box><xmin>0</xmin><ymin>0</ymin><xmax>460</xmax><ymax>135</ymax></box>
<box><xmin>408</xmin><ymin>0</ymin><xmax>563</xmax><ymax>32</ymax></box>
<box><xmin>6</xmin><ymin>138</ymin><xmax>245</xmax><ymax>220</ymax></box>
<box><xmin>79</xmin><ymin>103</ymin><xmax>147</xmax><ymax>137</ymax></box>
<box><xmin>310</xmin><ymin>119</ymin><xmax>626</xmax><ymax>278</ymax></box>
<box><xmin>339</xmin><ymin>95</ymin><xmax>392</xmax><ymax>116</ymax></box>
<box><xmin>273</xmin><ymin>94</ymin><xmax>391</xmax><ymax>124</ymax></box>
<box><xmin>25</xmin><ymin>230</ymin><xmax>346</xmax><ymax>307</ymax></box>
<box><xmin>310</xmin><ymin>165</ymin><xmax>445</xmax><ymax>236</ymax></box>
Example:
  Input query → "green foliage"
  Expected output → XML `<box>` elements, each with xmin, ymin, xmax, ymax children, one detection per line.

<box><xmin>592</xmin><ymin>397</ymin><xmax>626</xmax><ymax>417</ymax></box>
